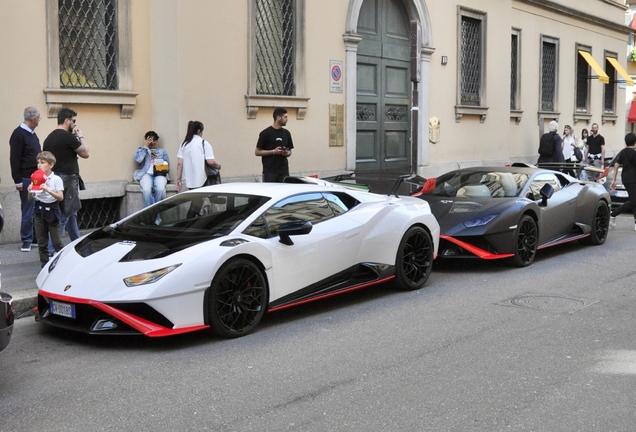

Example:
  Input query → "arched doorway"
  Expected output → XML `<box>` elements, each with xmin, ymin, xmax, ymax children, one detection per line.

<box><xmin>344</xmin><ymin>0</ymin><xmax>433</xmax><ymax>174</ymax></box>
<box><xmin>356</xmin><ymin>0</ymin><xmax>411</xmax><ymax>172</ymax></box>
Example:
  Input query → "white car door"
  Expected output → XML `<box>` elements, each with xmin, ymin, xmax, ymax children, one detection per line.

<box><xmin>256</xmin><ymin>192</ymin><xmax>364</xmax><ymax>302</ymax></box>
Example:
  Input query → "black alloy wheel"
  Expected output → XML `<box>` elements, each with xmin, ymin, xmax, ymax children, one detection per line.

<box><xmin>582</xmin><ymin>200</ymin><xmax>610</xmax><ymax>245</ymax></box>
<box><xmin>207</xmin><ymin>258</ymin><xmax>268</xmax><ymax>338</ymax></box>
<box><xmin>395</xmin><ymin>226</ymin><xmax>434</xmax><ymax>291</ymax></box>
<box><xmin>512</xmin><ymin>215</ymin><xmax>538</xmax><ymax>267</ymax></box>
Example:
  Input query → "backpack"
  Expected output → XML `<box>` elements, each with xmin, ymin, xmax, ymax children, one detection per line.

<box><xmin>539</xmin><ymin>132</ymin><xmax>555</xmax><ymax>157</ymax></box>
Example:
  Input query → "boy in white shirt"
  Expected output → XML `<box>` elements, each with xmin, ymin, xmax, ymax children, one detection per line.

<box><xmin>28</xmin><ymin>151</ymin><xmax>64</xmax><ymax>266</ymax></box>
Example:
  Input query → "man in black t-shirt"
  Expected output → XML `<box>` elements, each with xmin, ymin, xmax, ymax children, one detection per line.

<box><xmin>609</xmin><ymin>132</ymin><xmax>636</xmax><ymax>230</ymax></box>
<box><xmin>255</xmin><ymin>107</ymin><xmax>294</xmax><ymax>182</ymax></box>
<box><xmin>43</xmin><ymin>107</ymin><xmax>90</xmax><ymax>241</ymax></box>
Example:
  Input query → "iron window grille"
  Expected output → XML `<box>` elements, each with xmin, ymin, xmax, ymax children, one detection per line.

<box><xmin>541</xmin><ymin>41</ymin><xmax>557</xmax><ymax>112</ymax></box>
<box><xmin>77</xmin><ymin>197</ymin><xmax>121</xmax><ymax>230</ymax></box>
<box><xmin>460</xmin><ymin>16</ymin><xmax>481</xmax><ymax>106</ymax></box>
<box><xmin>255</xmin><ymin>0</ymin><xmax>295</xmax><ymax>96</ymax></box>
<box><xmin>58</xmin><ymin>0</ymin><xmax>118</xmax><ymax>90</ymax></box>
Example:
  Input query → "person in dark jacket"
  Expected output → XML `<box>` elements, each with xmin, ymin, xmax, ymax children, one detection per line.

<box><xmin>609</xmin><ymin>133</ymin><xmax>636</xmax><ymax>230</ymax></box>
<box><xmin>537</xmin><ymin>120</ymin><xmax>565</xmax><ymax>165</ymax></box>
<box><xmin>9</xmin><ymin>106</ymin><xmax>42</xmax><ymax>252</ymax></box>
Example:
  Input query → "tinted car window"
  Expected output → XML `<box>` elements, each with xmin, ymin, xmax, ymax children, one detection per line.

<box><xmin>116</xmin><ymin>193</ymin><xmax>269</xmax><ymax>239</ymax></box>
<box><xmin>244</xmin><ymin>192</ymin><xmax>336</xmax><ymax>238</ymax></box>
<box><xmin>324</xmin><ymin>192</ymin><xmax>358</xmax><ymax>215</ymax></box>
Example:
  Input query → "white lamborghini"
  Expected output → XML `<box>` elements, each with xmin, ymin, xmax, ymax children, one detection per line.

<box><xmin>35</xmin><ymin>179</ymin><xmax>439</xmax><ymax>338</ymax></box>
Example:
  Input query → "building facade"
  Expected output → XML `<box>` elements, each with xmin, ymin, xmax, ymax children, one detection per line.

<box><xmin>0</xmin><ymin>0</ymin><xmax>631</xmax><ymax>243</ymax></box>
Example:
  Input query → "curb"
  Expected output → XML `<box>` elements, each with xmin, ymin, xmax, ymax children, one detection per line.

<box><xmin>11</xmin><ymin>288</ymin><xmax>38</xmax><ymax>319</ymax></box>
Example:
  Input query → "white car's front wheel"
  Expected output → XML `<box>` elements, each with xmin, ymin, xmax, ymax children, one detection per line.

<box><xmin>207</xmin><ymin>258</ymin><xmax>268</xmax><ymax>338</ymax></box>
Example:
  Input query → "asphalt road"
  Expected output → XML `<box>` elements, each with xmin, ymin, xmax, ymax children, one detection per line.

<box><xmin>1</xmin><ymin>217</ymin><xmax>636</xmax><ymax>432</ymax></box>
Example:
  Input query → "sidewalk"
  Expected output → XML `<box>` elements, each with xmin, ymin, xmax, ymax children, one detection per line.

<box><xmin>1</xmin><ymin>241</ymin><xmax>57</xmax><ymax>318</ymax></box>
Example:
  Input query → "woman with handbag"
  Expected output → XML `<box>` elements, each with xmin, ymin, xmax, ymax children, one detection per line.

<box><xmin>561</xmin><ymin>125</ymin><xmax>581</xmax><ymax>176</ymax></box>
<box><xmin>175</xmin><ymin>121</ymin><xmax>221</xmax><ymax>192</ymax></box>
<box><xmin>134</xmin><ymin>131</ymin><xmax>170</xmax><ymax>207</ymax></box>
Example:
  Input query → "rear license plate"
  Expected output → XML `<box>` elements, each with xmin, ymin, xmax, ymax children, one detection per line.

<box><xmin>50</xmin><ymin>300</ymin><xmax>76</xmax><ymax>319</ymax></box>
<box><xmin>614</xmin><ymin>190</ymin><xmax>628</xmax><ymax>198</ymax></box>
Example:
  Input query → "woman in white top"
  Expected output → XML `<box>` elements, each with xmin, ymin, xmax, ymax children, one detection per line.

<box><xmin>175</xmin><ymin>121</ymin><xmax>221</xmax><ymax>191</ymax></box>
<box><xmin>561</xmin><ymin>125</ymin><xmax>580</xmax><ymax>162</ymax></box>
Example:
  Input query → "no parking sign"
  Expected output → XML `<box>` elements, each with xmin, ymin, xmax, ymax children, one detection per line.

<box><xmin>330</xmin><ymin>60</ymin><xmax>343</xmax><ymax>93</ymax></box>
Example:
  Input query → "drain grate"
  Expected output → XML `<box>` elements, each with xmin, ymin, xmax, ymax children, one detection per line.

<box><xmin>496</xmin><ymin>293</ymin><xmax>599</xmax><ymax>314</ymax></box>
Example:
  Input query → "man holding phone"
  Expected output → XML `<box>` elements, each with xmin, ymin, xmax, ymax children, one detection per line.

<box><xmin>255</xmin><ymin>107</ymin><xmax>293</xmax><ymax>182</ymax></box>
<box><xmin>43</xmin><ymin>107</ymin><xmax>90</xmax><ymax>241</ymax></box>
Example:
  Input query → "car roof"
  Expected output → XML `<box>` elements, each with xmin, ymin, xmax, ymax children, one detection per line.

<box><xmin>181</xmin><ymin>182</ymin><xmax>353</xmax><ymax>200</ymax></box>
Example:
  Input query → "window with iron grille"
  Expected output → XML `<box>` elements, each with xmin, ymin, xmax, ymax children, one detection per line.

<box><xmin>510</xmin><ymin>31</ymin><xmax>520</xmax><ymax>110</ymax></box>
<box><xmin>45</xmin><ymin>1</ymin><xmax>134</xmax><ymax>119</ymax></box>
<box><xmin>540</xmin><ymin>38</ymin><xmax>558</xmax><ymax>112</ymax></box>
<box><xmin>576</xmin><ymin>49</ymin><xmax>591</xmax><ymax>112</ymax></box>
<box><xmin>604</xmin><ymin>57</ymin><xmax>616</xmax><ymax>114</ymax></box>
<box><xmin>255</xmin><ymin>0</ymin><xmax>295</xmax><ymax>96</ymax></box>
<box><xmin>460</xmin><ymin>16</ymin><xmax>482</xmax><ymax>106</ymax></box>
<box><xmin>58</xmin><ymin>0</ymin><xmax>118</xmax><ymax>90</ymax></box>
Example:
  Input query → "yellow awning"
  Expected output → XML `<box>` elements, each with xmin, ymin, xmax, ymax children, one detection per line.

<box><xmin>578</xmin><ymin>50</ymin><xmax>609</xmax><ymax>84</ymax></box>
<box><xmin>606</xmin><ymin>56</ymin><xmax>634</xmax><ymax>87</ymax></box>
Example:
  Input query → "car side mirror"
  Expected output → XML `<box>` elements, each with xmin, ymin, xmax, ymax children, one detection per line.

<box><xmin>539</xmin><ymin>183</ymin><xmax>554</xmax><ymax>207</ymax></box>
<box><xmin>278</xmin><ymin>221</ymin><xmax>313</xmax><ymax>245</ymax></box>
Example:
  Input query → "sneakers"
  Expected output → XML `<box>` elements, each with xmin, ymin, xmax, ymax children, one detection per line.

<box><xmin>20</xmin><ymin>242</ymin><xmax>31</xmax><ymax>252</ymax></box>
<box><xmin>609</xmin><ymin>217</ymin><xmax>616</xmax><ymax>229</ymax></box>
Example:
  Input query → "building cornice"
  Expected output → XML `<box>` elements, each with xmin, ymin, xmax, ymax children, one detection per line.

<box><xmin>515</xmin><ymin>0</ymin><xmax>630</xmax><ymax>34</ymax></box>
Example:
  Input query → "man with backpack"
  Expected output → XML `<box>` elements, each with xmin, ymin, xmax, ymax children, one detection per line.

<box><xmin>537</xmin><ymin>120</ymin><xmax>564</xmax><ymax>165</ymax></box>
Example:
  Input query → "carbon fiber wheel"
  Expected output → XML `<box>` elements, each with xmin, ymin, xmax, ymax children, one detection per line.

<box><xmin>512</xmin><ymin>215</ymin><xmax>537</xmax><ymax>267</ymax></box>
<box><xmin>208</xmin><ymin>258</ymin><xmax>267</xmax><ymax>338</ymax></box>
<box><xmin>395</xmin><ymin>226</ymin><xmax>433</xmax><ymax>291</ymax></box>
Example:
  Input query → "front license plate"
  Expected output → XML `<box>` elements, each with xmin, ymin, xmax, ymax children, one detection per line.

<box><xmin>50</xmin><ymin>300</ymin><xmax>76</xmax><ymax>319</ymax></box>
<box><xmin>614</xmin><ymin>190</ymin><xmax>628</xmax><ymax>198</ymax></box>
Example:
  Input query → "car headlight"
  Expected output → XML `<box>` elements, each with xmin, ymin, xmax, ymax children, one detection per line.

<box><xmin>123</xmin><ymin>264</ymin><xmax>181</xmax><ymax>287</ymax></box>
<box><xmin>463</xmin><ymin>214</ymin><xmax>498</xmax><ymax>228</ymax></box>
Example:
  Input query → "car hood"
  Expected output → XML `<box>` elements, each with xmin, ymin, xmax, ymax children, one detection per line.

<box><xmin>36</xmin><ymin>236</ymin><xmax>228</xmax><ymax>302</ymax></box>
<box><xmin>420</xmin><ymin>195</ymin><xmax>523</xmax><ymax>235</ymax></box>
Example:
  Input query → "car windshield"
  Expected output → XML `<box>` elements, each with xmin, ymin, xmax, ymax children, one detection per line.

<box><xmin>427</xmin><ymin>170</ymin><xmax>530</xmax><ymax>198</ymax></box>
<box><xmin>114</xmin><ymin>192</ymin><xmax>271</xmax><ymax>239</ymax></box>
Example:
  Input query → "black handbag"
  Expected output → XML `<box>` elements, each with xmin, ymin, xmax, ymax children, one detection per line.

<box><xmin>202</xmin><ymin>140</ymin><xmax>220</xmax><ymax>184</ymax></box>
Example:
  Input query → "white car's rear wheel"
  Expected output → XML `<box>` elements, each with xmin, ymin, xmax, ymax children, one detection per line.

<box><xmin>395</xmin><ymin>226</ymin><xmax>433</xmax><ymax>291</ymax></box>
<box><xmin>208</xmin><ymin>258</ymin><xmax>267</xmax><ymax>338</ymax></box>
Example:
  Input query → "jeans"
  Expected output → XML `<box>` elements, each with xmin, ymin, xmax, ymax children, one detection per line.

<box><xmin>19</xmin><ymin>177</ymin><xmax>35</xmax><ymax>243</ymax></box>
<box><xmin>60</xmin><ymin>212</ymin><xmax>80</xmax><ymax>241</ymax></box>
<box><xmin>139</xmin><ymin>173</ymin><xmax>167</xmax><ymax>207</ymax></box>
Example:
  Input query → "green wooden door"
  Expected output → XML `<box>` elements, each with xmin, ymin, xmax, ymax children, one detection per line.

<box><xmin>356</xmin><ymin>0</ymin><xmax>411</xmax><ymax>172</ymax></box>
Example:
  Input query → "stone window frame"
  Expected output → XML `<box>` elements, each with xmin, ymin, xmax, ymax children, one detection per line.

<box><xmin>44</xmin><ymin>0</ymin><xmax>137</xmax><ymax>119</ymax></box>
<box><xmin>246</xmin><ymin>0</ymin><xmax>309</xmax><ymax>120</ymax></box>
<box><xmin>538</xmin><ymin>34</ymin><xmax>560</xmax><ymax>122</ymax></box>
<box><xmin>455</xmin><ymin>6</ymin><xmax>488</xmax><ymax>123</ymax></box>
<box><xmin>602</xmin><ymin>50</ymin><xmax>618</xmax><ymax>125</ymax></box>
<box><xmin>574</xmin><ymin>44</ymin><xmax>593</xmax><ymax>126</ymax></box>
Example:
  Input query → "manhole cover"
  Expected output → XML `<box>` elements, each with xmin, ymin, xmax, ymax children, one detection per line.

<box><xmin>496</xmin><ymin>293</ymin><xmax>599</xmax><ymax>313</ymax></box>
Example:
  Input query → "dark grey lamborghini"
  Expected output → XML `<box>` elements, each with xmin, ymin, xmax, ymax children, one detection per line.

<box><xmin>413</xmin><ymin>165</ymin><xmax>611</xmax><ymax>267</ymax></box>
